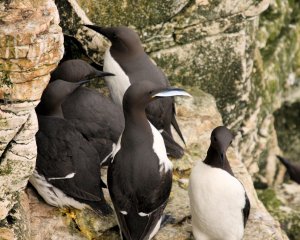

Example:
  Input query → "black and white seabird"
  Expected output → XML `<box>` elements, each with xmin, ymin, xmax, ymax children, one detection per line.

<box><xmin>83</xmin><ymin>25</ymin><xmax>186</xmax><ymax>159</ymax></box>
<box><xmin>277</xmin><ymin>155</ymin><xmax>300</xmax><ymax>184</ymax></box>
<box><xmin>188</xmin><ymin>126</ymin><xmax>250</xmax><ymax>240</ymax></box>
<box><xmin>30</xmin><ymin>79</ymin><xmax>112</xmax><ymax>215</ymax></box>
<box><xmin>50</xmin><ymin>59</ymin><xmax>124</xmax><ymax>163</ymax></box>
<box><xmin>107</xmin><ymin>81</ymin><xmax>191</xmax><ymax>240</ymax></box>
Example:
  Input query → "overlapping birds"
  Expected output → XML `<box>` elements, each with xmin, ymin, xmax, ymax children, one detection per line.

<box><xmin>30</xmin><ymin>26</ymin><xmax>251</xmax><ymax>240</ymax></box>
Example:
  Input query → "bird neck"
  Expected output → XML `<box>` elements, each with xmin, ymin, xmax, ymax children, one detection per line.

<box><xmin>124</xmin><ymin>107</ymin><xmax>148</xmax><ymax>126</ymax></box>
<box><xmin>123</xmin><ymin>107</ymin><xmax>153</xmax><ymax>143</ymax></box>
<box><xmin>110</xmin><ymin>48</ymin><xmax>145</xmax><ymax>68</ymax></box>
<box><xmin>204</xmin><ymin>146</ymin><xmax>234</xmax><ymax>176</ymax></box>
<box><xmin>36</xmin><ymin>101</ymin><xmax>64</xmax><ymax>118</ymax></box>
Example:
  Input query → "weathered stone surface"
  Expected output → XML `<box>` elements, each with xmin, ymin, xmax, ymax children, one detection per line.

<box><xmin>0</xmin><ymin>0</ymin><xmax>63</xmax><ymax>238</ymax></box>
<box><xmin>77</xmin><ymin>0</ymin><xmax>190</xmax><ymax>29</ymax></box>
<box><xmin>50</xmin><ymin>0</ymin><xmax>296</xmax><ymax>238</ymax></box>
<box><xmin>24</xmin><ymin>88</ymin><xmax>287</xmax><ymax>239</ymax></box>
<box><xmin>274</xmin><ymin>101</ymin><xmax>300</xmax><ymax>163</ymax></box>
<box><xmin>1</xmin><ymin>0</ymin><xmax>298</xmax><ymax>238</ymax></box>
<box><xmin>258</xmin><ymin>183</ymin><xmax>300</xmax><ymax>240</ymax></box>
<box><xmin>54</xmin><ymin>0</ymin><xmax>109</xmax><ymax>64</ymax></box>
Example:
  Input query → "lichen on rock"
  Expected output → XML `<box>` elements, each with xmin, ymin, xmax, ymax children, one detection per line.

<box><xmin>0</xmin><ymin>0</ymin><xmax>63</xmax><ymax>238</ymax></box>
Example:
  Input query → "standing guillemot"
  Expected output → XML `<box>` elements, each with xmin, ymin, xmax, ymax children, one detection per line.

<box><xmin>51</xmin><ymin>59</ymin><xmax>124</xmax><ymax>164</ymax></box>
<box><xmin>277</xmin><ymin>155</ymin><xmax>300</xmax><ymax>184</ymax></box>
<box><xmin>107</xmin><ymin>81</ymin><xmax>191</xmax><ymax>240</ymax></box>
<box><xmin>83</xmin><ymin>25</ymin><xmax>186</xmax><ymax>159</ymax></box>
<box><xmin>188</xmin><ymin>126</ymin><xmax>250</xmax><ymax>240</ymax></box>
<box><xmin>31</xmin><ymin>79</ymin><xmax>112</xmax><ymax>215</ymax></box>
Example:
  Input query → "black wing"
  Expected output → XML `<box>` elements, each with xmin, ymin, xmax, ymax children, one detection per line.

<box><xmin>277</xmin><ymin>155</ymin><xmax>300</xmax><ymax>183</ymax></box>
<box><xmin>114</xmin><ymin>201</ymin><xmax>166</xmax><ymax>240</ymax></box>
<box><xmin>108</xmin><ymin>147</ymin><xmax>172</xmax><ymax>239</ymax></box>
<box><xmin>62</xmin><ymin>87</ymin><xmax>124</xmax><ymax>161</ymax></box>
<box><xmin>243</xmin><ymin>192</ymin><xmax>250</xmax><ymax>227</ymax></box>
<box><xmin>36</xmin><ymin>115</ymin><xmax>103</xmax><ymax>202</ymax></box>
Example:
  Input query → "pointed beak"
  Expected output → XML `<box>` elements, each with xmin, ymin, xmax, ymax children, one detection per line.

<box><xmin>77</xmin><ymin>79</ymin><xmax>93</xmax><ymax>85</ymax></box>
<box><xmin>83</xmin><ymin>25</ymin><xmax>111</xmax><ymax>39</ymax></box>
<box><xmin>151</xmin><ymin>88</ymin><xmax>192</xmax><ymax>99</ymax></box>
<box><xmin>85</xmin><ymin>71</ymin><xmax>114</xmax><ymax>81</ymax></box>
<box><xmin>95</xmin><ymin>70</ymin><xmax>115</xmax><ymax>77</ymax></box>
<box><xmin>220</xmin><ymin>152</ymin><xmax>225</xmax><ymax>169</ymax></box>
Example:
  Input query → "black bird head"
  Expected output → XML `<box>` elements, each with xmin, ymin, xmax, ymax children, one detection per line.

<box><xmin>36</xmin><ymin>79</ymin><xmax>90</xmax><ymax>117</ymax></box>
<box><xmin>209</xmin><ymin>126</ymin><xmax>234</xmax><ymax>165</ymax></box>
<box><xmin>50</xmin><ymin>59</ymin><xmax>114</xmax><ymax>83</ymax></box>
<box><xmin>84</xmin><ymin>25</ymin><xmax>143</xmax><ymax>55</ymax></box>
<box><xmin>210</xmin><ymin>126</ymin><xmax>233</xmax><ymax>153</ymax></box>
<box><xmin>122</xmin><ymin>81</ymin><xmax>191</xmax><ymax>114</ymax></box>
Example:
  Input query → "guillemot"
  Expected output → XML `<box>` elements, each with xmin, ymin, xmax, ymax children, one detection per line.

<box><xmin>84</xmin><ymin>25</ymin><xmax>186</xmax><ymax>159</ymax></box>
<box><xmin>277</xmin><ymin>155</ymin><xmax>300</xmax><ymax>184</ymax></box>
<box><xmin>31</xmin><ymin>79</ymin><xmax>112</xmax><ymax>215</ymax></box>
<box><xmin>188</xmin><ymin>126</ymin><xmax>250</xmax><ymax>240</ymax></box>
<box><xmin>108</xmin><ymin>81</ymin><xmax>191</xmax><ymax>239</ymax></box>
<box><xmin>51</xmin><ymin>59</ymin><xmax>124</xmax><ymax>164</ymax></box>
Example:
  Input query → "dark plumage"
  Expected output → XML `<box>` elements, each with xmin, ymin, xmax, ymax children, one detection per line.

<box><xmin>84</xmin><ymin>25</ymin><xmax>185</xmax><ymax>159</ymax></box>
<box><xmin>50</xmin><ymin>59</ymin><xmax>113</xmax><ymax>83</ymax></box>
<box><xmin>31</xmin><ymin>79</ymin><xmax>112</xmax><ymax>215</ymax></box>
<box><xmin>51</xmin><ymin>59</ymin><xmax>124</xmax><ymax>163</ymax></box>
<box><xmin>108</xmin><ymin>81</ymin><xmax>191</xmax><ymax>240</ymax></box>
<box><xmin>189</xmin><ymin>126</ymin><xmax>250</xmax><ymax>240</ymax></box>
<box><xmin>277</xmin><ymin>155</ymin><xmax>300</xmax><ymax>184</ymax></box>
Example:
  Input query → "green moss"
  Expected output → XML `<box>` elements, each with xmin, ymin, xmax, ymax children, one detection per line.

<box><xmin>0</xmin><ymin>162</ymin><xmax>13</xmax><ymax>176</ymax></box>
<box><xmin>152</xmin><ymin>34</ymin><xmax>245</xmax><ymax>125</ymax></box>
<box><xmin>258</xmin><ymin>188</ymin><xmax>300</xmax><ymax>240</ymax></box>
<box><xmin>76</xmin><ymin>0</ymin><xmax>189</xmax><ymax>30</ymax></box>
<box><xmin>257</xmin><ymin>188</ymin><xmax>281</xmax><ymax>212</ymax></box>
<box><xmin>0</xmin><ymin>71</ymin><xmax>12</xmax><ymax>88</ymax></box>
<box><xmin>274</xmin><ymin>101</ymin><xmax>300</xmax><ymax>161</ymax></box>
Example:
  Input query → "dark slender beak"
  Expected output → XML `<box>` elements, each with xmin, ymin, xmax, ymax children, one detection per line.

<box><xmin>151</xmin><ymin>87</ymin><xmax>192</xmax><ymax>99</ymax></box>
<box><xmin>85</xmin><ymin>71</ymin><xmax>114</xmax><ymax>81</ymax></box>
<box><xmin>83</xmin><ymin>25</ymin><xmax>111</xmax><ymax>39</ymax></box>
<box><xmin>77</xmin><ymin>79</ymin><xmax>93</xmax><ymax>85</ymax></box>
<box><xmin>95</xmin><ymin>70</ymin><xmax>115</xmax><ymax>77</ymax></box>
<box><xmin>220</xmin><ymin>152</ymin><xmax>225</xmax><ymax>169</ymax></box>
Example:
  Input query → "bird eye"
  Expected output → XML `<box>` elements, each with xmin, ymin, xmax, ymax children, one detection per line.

<box><xmin>112</xmin><ymin>33</ymin><xmax>118</xmax><ymax>38</ymax></box>
<box><xmin>213</xmin><ymin>136</ymin><xmax>217</xmax><ymax>141</ymax></box>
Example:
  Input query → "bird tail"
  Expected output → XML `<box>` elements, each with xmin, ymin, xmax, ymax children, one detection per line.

<box><xmin>276</xmin><ymin>155</ymin><xmax>291</xmax><ymax>169</ymax></box>
<box><xmin>88</xmin><ymin>200</ymin><xmax>113</xmax><ymax>216</ymax></box>
<box><xmin>161</xmin><ymin>131</ymin><xmax>184</xmax><ymax>159</ymax></box>
<box><xmin>171</xmin><ymin>110</ymin><xmax>186</xmax><ymax>145</ymax></box>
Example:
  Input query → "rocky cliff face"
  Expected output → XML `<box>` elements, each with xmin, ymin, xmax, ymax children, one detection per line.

<box><xmin>1</xmin><ymin>0</ymin><xmax>300</xmax><ymax>239</ymax></box>
<box><xmin>0</xmin><ymin>0</ymin><xmax>63</xmax><ymax>238</ymax></box>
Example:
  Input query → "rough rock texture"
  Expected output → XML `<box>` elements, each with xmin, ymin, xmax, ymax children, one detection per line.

<box><xmin>21</xmin><ymin>0</ymin><xmax>294</xmax><ymax>239</ymax></box>
<box><xmin>0</xmin><ymin>0</ymin><xmax>63</xmax><ymax>238</ymax></box>
<box><xmin>2</xmin><ymin>0</ymin><xmax>299</xmax><ymax>239</ymax></box>
<box><xmin>254</xmin><ymin>1</ymin><xmax>300</xmax><ymax>238</ymax></box>
<box><xmin>23</xmin><ymin>88</ymin><xmax>287</xmax><ymax>239</ymax></box>
<box><xmin>274</xmin><ymin>101</ymin><xmax>300</xmax><ymax>162</ymax></box>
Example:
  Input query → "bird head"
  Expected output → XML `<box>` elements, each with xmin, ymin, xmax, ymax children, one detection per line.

<box><xmin>210</xmin><ymin>126</ymin><xmax>234</xmax><ymax>164</ymax></box>
<box><xmin>36</xmin><ymin>79</ymin><xmax>90</xmax><ymax>116</ymax></box>
<box><xmin>50</xmin><ymin>59</ymin><xmax>114</xmax><ymax>83</ymax></box>
<box><xmin>122</xmin><ymin>81</ymin><xmax>191</xmax><ymax>114</ymax></box>
<box><xmin>84</xmin><ymin>25</ymin><xmax>143</xmax><ymax>55</ymax></box>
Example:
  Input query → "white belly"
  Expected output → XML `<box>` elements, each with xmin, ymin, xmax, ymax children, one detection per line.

<box><xmin>150</xmin><ymin>122</ymin><xmax>172</xmax><ymax>172</ymax></box>
<box><xmin>103</xmin><ymin>49</ymin><xmax>131</xmax><ymax>106</ymax></box>
<box><xmin>29</xmin><ymin>170</ymin><xmax>87</xmax><ymax>210</ymax></box>
<box><xmin>188</xmin><ymin>161</ymin><xmax>246</xmax><ymax>240</ymax></box>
